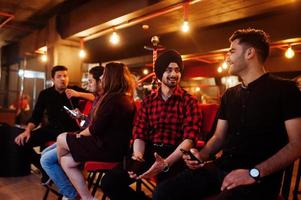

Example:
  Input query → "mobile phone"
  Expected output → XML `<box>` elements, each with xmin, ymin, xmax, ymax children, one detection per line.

<box><xmin>180</xmin><ymin>148</ymin><xmax>203</xmax><ymax>164</ymax></box>
<box><xmin>63</xmin><ymin>106</ymin><xmax>78</xmax><ymax>118</ymax></box>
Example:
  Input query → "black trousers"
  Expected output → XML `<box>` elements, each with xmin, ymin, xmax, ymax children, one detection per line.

<box><xmin>100</xmin><ymin>143</ymin><xmax>186</xmax><ymax>200</ymax></box>
<box><xmin>153</xmin><ymin>162</ymin><xmax>280</xmax><ymax>200</ymax></box>
<box><xmin>12</xmin><ymin>126</ymin><xmax>68</xmax><ymax>176</ymax></box>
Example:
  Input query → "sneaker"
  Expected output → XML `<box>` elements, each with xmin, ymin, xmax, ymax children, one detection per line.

<box><xmin>41</xmin><ymin>174</ymin><xmax>51</xmax><ymax>186</ymax></box>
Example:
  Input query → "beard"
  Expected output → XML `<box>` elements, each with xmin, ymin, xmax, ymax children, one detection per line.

<box><xmin>162</xmin><ymin>77</ymin><xmax>178</xmax><ymax>88</ymax></box>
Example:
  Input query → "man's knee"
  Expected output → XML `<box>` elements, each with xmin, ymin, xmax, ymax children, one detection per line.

<box><xmin>101</xmin><ymin>169</ymin><xmax>128</xmax><ymax>193</ymax></box>
<box><xmin>153</xmin><ymin>181</ymin><xmax>173</xmax><ymax>200</ymax></box>
<box><xmin>40</xmin><ymin>150</ymin><xmax>56</xmax><ymax>168</ymax></box>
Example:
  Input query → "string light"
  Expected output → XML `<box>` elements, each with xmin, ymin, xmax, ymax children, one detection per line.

<box><xmin>222</xmin><ymin>61</ymin><xmax>228</xmax><ymax>69</ymax></box>
<box><xmin>181</xmin><ymin>2</ymin><xmax>190</xmax><ymax>33</ymax></box>
<box><xmin>40</xmin><ymin>54</ymin><xmax>48</xmax><ymax>62</ymax></box>
<box><xmin>285</xmin><ymin>45</ymin><xmax>295</xmax><ymax>59</ymax></box>
<box><xmin>109</xmin><ymin>31</ymin><xmax>120</xmax><ymax>45</ymax></box>
<box><xmin>217</xmin><ymin>66</ymin><xmax>222</xmax><ymax>73</ymax></box>
<box><xmin>79</xmin><ymin>38</ymin><xmax>87</xmax><ymax>59</ymax></box>
<box><xmin>181</xmin><ymin>21</ymin><xmax>190</xmax><ymax>33</ymax></box>
<box><xmin>79</xmin><ymin>49</ymin><xmax>86</xmax><ymax>58</ymax></box>
<box><xmin>143</xmin><ymin>69</ymin><xmax>149</xmax><ymax>75</ymax></box>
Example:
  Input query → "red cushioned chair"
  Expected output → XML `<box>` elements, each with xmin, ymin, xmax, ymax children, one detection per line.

<box><xmin>84</xmin><ymin>161</ymin><xmax>120</xmax><ymax>199</ymax></box>
<box><xmin>197</xmin><ymin>103</ymin><xmax>219</xmax><ymax>149</ymax></box>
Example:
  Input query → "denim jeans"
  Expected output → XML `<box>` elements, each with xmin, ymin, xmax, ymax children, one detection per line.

<box><xmin>40</xmin><ymin>143</ymin><xmax>77</xmax><ymax>198</ymax></box>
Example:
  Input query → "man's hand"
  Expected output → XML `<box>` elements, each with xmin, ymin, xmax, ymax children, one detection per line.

<box><xmin>221</xmin><ymin>169</ymin><xmax>256</xmax><ymax>191</ymax></box>
<box><xmin>65</xmin><ymin>89</ymin><xmax>79</xmax><ymax>99</ymax></box>
<box><xmin>132</xmin><ymin>151</ymin><xmax>145</xmax><ymax>162</ymax></box>
<box><xmin>138</xmin><ymin>152</ymin><xmax>167</xmax><ymax>179</ymax></box>
<box><xmin>14</xmin><ymin>129</ymin><xmax>31</xmax><ymax>146</ymax></box>
<box><xmin>183</xmin><ymin>148</ymin><xmax>205</xmax><ymax>170</ymax></box>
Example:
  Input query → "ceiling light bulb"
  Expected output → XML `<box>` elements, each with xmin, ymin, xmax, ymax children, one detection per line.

<box><xmin>217</xmin><ymin>66</ymin><xmax>223</xmax><ymax>73</ymax></box>
<box><xmin>181</xmin><ymin>21</ymin><xmax>190</xmax><ymax>33</ymax></box>
<box><xmin>40</xmin><ymin>54</ymin><xmax>48</xmax><ymax>62</ymax></box>
<box><xmin>79</xmin><ymin>49</ymin><xmax>86</xmax><ymax>58</ymax></box>
<box><xmin>222</xmin><ymin>61</ymin><xmax>228</xmax><ymax>69</ymax></box>
<box><xmin>110</xmin><ymin>32</ymin><xmax>120</xmax><ymax>45</ymax></box>
<box><xmin>285</xmin><ymin>46</ymin><xmax>295</xmax><ymax>59</ymax></box>
<box><xmin>143</xmin><ymin>69</ymin><xmax>149</xmax><ymax>75</ymax></box>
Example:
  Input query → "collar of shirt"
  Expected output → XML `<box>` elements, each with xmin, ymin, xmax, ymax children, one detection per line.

<box><xmin>241</xmin><ymin>73</ymin><xmax>269</xmax><ymax>90</ymax></box>
<box><xmin>153</xmin><ymin>85</ymin><xmax>184</xmax><ymax>100</ymax></box>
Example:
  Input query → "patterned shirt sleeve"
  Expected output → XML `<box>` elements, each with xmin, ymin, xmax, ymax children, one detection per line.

<box><xmin>182</xmin><ymin>95</ymin><xmax>202</xmax><ymax>144</ymax></box>
<box><xmin>133</xmin><ymin>98</ymin><xmax>149</xmax><ymax>141</ymax></box>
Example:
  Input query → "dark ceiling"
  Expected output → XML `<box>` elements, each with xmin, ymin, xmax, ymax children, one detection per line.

<box><xmin>0</xmin><ymin>0</ymin><xmax>301</xmax><ymax>75</ymax></box>
<box><xmin>0</xmin><ymin>0</ymin><xmax>88</xmax><ymax>46</ymax></box>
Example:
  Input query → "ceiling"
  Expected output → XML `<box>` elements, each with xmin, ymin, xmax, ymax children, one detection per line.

<box><xmin>1</xmin><ymin>0</ymin><xmax>301</xmax><ymax>77</ymax></box>
<box><xmin>0</xmin><ymin>0</ymin><xmax>88</xmax><ymax>46</ymax></box>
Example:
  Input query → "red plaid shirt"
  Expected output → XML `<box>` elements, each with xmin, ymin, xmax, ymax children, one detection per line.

<box><xmin>133</xmin><ymin>86</ymin><xmax>202</xmax><ymax>145</ymax></box>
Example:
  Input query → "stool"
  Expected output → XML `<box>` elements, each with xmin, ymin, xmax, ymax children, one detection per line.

<box><xmin>84</xmin><ymin>161</ymin><xmax>119</xmax><ymax>199</ymax></box>
<box><xmin>293</xmin><ymin>159</ymin><xmax>301</xmax><ymax>200</ymax></box>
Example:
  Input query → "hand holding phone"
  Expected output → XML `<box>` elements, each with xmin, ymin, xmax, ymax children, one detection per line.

<box><xmin>180</xmin><ymin>148</ymin><xmax>203</xmax><ymax>164</ymax></box>
<box><xmin>63</xmin><ymin>106</ymin><xmax>79</xmax><ymax>118</ymax></box>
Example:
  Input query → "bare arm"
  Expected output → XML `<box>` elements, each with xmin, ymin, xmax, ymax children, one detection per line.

<box><xmin>184</xmin><ymin>119</ymin><xmax>228</xmax><ymax>169</ymax></box>
<box><xmin>198</xmin><ymin>119</ymin><xmax>228</xmax><ymax>160</ymax></box>
<box><xmin>79</xmin><ymin>127</ymin><xmax>91</xmax><ymax>136</ymax></box>
<box><xmin>14</xmin><ymin>122</ymin><xmax>36</xmax><ymax>145</ymax></box>
<box><xmin>165</xmin><ymin>139</ymin><xmax>194</xmax><ymax>166</ymax></box>
<box><xmin>138</xmin><ymin>139</ymin><xmax>193</xmax><ymax>179</ymax></box>
<box><xmin>257</xmin><ymin>117</ymin><xmax>301</xmax><ymax>177</ymax></box>
<box><xmin>65</xmin><ymin>89</ymin><xmax>95</xmax><ymax>101</ymax></box>
<box><xmin>132</xmin><ymin>139</ymin><xmax>146</xmax><ymax>161</ymax></box>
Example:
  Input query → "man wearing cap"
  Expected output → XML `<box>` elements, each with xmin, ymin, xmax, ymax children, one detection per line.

<box><xmin>100</xmin><ymin>50</ymin><xmax>202</xmax><ymax>200</ymax></box>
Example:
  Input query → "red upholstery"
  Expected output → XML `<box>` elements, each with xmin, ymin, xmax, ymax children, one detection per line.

<box><xmin>78</xmin><ymin>99</ymin><xmax>93</xmax><ymax>116</ymax></box>
<box><xmin>84</xmin><ymin>161</ymin><xmax>120</xmax><ymax>198</ymax></box>
<box><xmin>84</xmin><ymin>161</ymin><xmax>119</xmax><ymax>171</ymax></box>
<box><xmin>199</xmin><ymin>103</ymin><xmax>219</xmax><ymax>133</ymax></box>
<box><xmin>197</xmin><ymin>103</ymin><xmax>219</xmax><ymax>148</ymax></box>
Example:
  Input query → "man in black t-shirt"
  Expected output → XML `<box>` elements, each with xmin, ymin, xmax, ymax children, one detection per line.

<box><xmin>154</xmin><ymin>29</ymin><xmax>301</xmax><ymax>200</ymax></box>
<box><xmin>14</xmin><ymin>65</ymin><xmax>93</xmax><ymax>183</ymax></box>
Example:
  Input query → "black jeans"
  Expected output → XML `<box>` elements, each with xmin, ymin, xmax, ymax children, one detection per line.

<box><xmin>153</xmin><ymin>162</ymin><xmax>280</xmax><ymax>200</ymax></box>
<box><xmin>13</xmin><ymin>126</ymin><xmax>68</xmax><ymax>176</ymax></box>
<box><xmin>100</xmin><ymin>143</ymin><xmax>185</xmax><ymax>200</ymax></box>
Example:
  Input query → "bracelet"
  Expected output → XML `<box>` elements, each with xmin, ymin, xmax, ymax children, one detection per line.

<box><xmin>162</xmin><ymin>161</ymin><xmax>170</xmax><ymax>173</ymax></box>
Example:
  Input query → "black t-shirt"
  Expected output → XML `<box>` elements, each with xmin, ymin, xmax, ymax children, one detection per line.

<box><xmin>217</xmin><ymin>73</ymin><xmax>301</xmax><ymax>171</ymax></box>
<box><xmin>29</xmin><ymin>85</ymin><xmax>87</xmax><ymax>132</ymax></box>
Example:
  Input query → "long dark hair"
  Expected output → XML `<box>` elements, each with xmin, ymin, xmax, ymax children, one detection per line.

<box><xmin>93</xmin><ymin>62</ymin><xmax>135</xmax><ymax>118</ymax></box>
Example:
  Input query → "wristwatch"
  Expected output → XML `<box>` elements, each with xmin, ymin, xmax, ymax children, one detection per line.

<box><xmin>249</xmin><ymin>167</ymin><xmax>260</xmax><ymax>182</ymax></box>
<box><xmin>162</xmin><ymin>161</ymin><xmax>170</xmax><ymax>173</ymax></box>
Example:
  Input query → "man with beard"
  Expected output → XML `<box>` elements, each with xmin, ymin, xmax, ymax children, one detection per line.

<box><xmin>153</xmin><ymin>29</ymin><xmax>301</xmax><ymax>200</ymax></box>
<box><xmin>100</xmin><ymin>50</ymin><xmax>202</xmax><ymax>200</ymax></box>
<box><xmin>14</xmin><ymin>65</ymin><xmax>93</xmax><ymax>184</ymax></box>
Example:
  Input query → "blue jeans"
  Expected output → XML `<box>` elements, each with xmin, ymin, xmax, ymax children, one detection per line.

<box><xmin>40</xmin><ymin>143</ymin><xmax>77</xmax><ymax>198</ymax></box>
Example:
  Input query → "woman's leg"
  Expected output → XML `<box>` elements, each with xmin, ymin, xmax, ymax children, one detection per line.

<box><xmin>61</xmin><ymin>154</ymin><xmax>94</xmax><ymax>200</ymax></box>
<box><xmin>56</xmin><ymin>132</ymin><xmax>70</xmax><ymax>159</ymax></box>
<box><xmin>57</xmin><ymin>132</ymin><xmax>95</xmax><ymax>200</ymax></box>
<box><xmin>40</xmin><ymin>145</ymin><xmax>78</xmax><ymax>199</ymax></box>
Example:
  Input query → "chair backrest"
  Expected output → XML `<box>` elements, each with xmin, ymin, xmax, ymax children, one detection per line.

<box><xmin>199</xmin><ymin>103</ymin><xmax>219</xmax><ymax>141</ymax></box>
